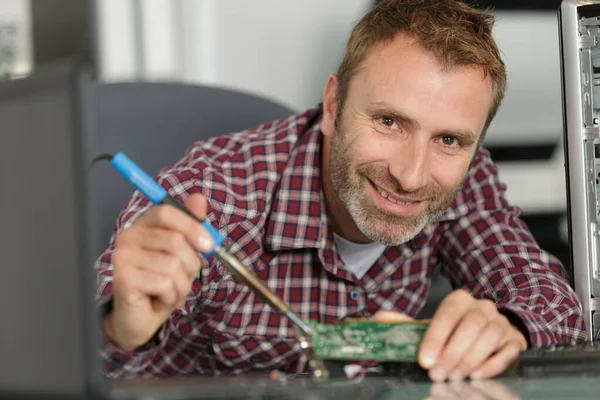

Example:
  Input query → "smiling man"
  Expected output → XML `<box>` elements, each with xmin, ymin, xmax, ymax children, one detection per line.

<box><xmin>96</xmin><ymin>0</ymin><xmax>585</xmax><ymax>382</ymax></box>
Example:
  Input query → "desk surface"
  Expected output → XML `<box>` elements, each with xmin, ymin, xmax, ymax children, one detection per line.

<box><xmin>103</xmin><ymin>373</ymin><xmax>600</xmax><ymax>400</ymax></box>
<box><xmin>380</xmin><ymin>376</ymin><xmax>600</xmax><ymax>399</ymax></box>
<box><xmin>6</xmin><ymin>373</ymin><xmax>599</xmax><ymax>400</ymax></box>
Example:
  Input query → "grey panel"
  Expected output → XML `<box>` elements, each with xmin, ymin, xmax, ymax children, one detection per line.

<box><xmin>0</xmin><ymin>62</ymin><xmax>88</xmax><ymax>396</ymax></box>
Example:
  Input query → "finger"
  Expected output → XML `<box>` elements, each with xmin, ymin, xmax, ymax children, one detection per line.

<box><xmin>184</xmin><ymin>193</ymin><xmax>210</xmax><ymax>219</ymax></box>
<box><xmin>469</xmin><ymin>341</ymin><xmax>522</xmax><ymax>380</ymax></box>
<box><xmin>137</xmin><ymin>254</ymin><xmax>192</xmax><ymax>306</ymax></box>
<box><xmin>135</xmin><ymin>227</ymin><xmax>201</xmax><ymax>278</ymax></box>
<box><xmin>470</xmin><ymin>379</ymin><xmax>521</xmax><ymax>400</ymax></box>
<box><xmin>114</xmin><ymin>248</ymin><xmax>192</xmax><ymax>305</ymax></box>
<box><xmin>419</xmin><ymin>290</ymin><xmax>474</xmax><ymax>369</ymax></box>
<box><xmin>372</xmin><ymin>310</ymin><xmax>414</xmax><ymax>322</ymax></box>
<box><xmin>433</xmin><ymin>308</ymin><xmax>489</xmax><ymax>380</ymax></box>
<box><xmin>450</xmin><ymin>319</ymin><xmax>506</xmax><ymax>379</ymax></box>
<box><xmin>114</xmin><ymin>245</ymin><xmax>188</xmax><ymax>280</ymax></box>
<box><xmin>114</xmin><ymin>263</ymin><xmax>180</xmax><ymax>310</ymax></box>
<box><xmin>133</xmin><ymin>193</ymin><xmax>213</xmax><ymax>253</ymax></box>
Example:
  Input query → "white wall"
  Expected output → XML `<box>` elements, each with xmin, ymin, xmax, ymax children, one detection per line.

<box><xmin>95</xmin><ymin>0</ymin><xmax>371</xmax><ymax>111</ymax></box>
<box><xmin>93</xmin><ymin>1</ymin><xmax>567</xmax><ymax>214</ymax></box>
<box><xmin>487</xmin><ymin>11</ymin><xmax>563</xmax><ymax>147</ymax></box>
<box><xmin>205</xmin><ymin>0</ymin><xmax>371</xmax><ymax>111</ymax></box>
<box><xmin>488</xmin><ymin>11</ymin><xmax>566</xmax><ymax>214</ymax></box>
<box><xmin>95</xmin><ymin>3</ymin><xmax>563</xmax><ymax>134</ymax></box>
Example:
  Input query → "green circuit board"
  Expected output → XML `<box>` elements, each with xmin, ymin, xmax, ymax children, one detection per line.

<box><xmin>307</xmin><ymin>319</ymin><xmax>428</xmax><ymax>362</ymax></box>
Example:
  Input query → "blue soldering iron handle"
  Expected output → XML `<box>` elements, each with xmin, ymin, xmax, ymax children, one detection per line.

<box><xmin>110</xmin><ymin>152</ymin><xmax>224</xmax><ymax>257</ymax></box>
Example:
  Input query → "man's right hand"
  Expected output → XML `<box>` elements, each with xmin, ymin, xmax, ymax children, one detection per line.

<box><xmin>104</xmin><ymin>193</ymin><xmax>214</xmax><ymax>352</ymax></box>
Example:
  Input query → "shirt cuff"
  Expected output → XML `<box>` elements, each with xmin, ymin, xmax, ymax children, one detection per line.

<box><xmin>497</xmin><ymin>304</ymin><xmax>560</xmax><ymax>348</ymax></box>
<box><xmin>97</xmin><ymin>298</ymin><xmax>176</xmax><ymax>378</ymax></box>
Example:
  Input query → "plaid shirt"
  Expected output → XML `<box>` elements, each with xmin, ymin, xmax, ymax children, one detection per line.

<box><xmin>96</xmin><ymin>105</ymin><xmax>586</xmax><ymax>378</ymax></box>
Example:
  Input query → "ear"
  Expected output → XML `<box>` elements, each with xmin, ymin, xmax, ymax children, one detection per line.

<box><xmin>321</xmin><ymin>73</ymin><xmax>339</xmax><ymax>138</ymax></box>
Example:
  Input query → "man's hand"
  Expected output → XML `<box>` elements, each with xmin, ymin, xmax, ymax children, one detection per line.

<box><xmin>105</xmin><ymin>193</ymin><xmax>214</xmax><ymax>352</ymax></box>
<box><xmin>418</xmin><ymin>289</ymin><xmax>527</xmax><ymax>382</ymax></box>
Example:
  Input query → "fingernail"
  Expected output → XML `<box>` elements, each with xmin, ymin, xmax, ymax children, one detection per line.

<box><xmin>429</xmin><ymin>367</ymin><xmax>446</xmax><ymax>382</ymax></box>
<box><xmin>448</xmin><ymin>369</ymin><xmax>463</xmax><ymax>381</ymax></box>
<box><xmin>470</xmin><ymin>369</ymin><xmax>483</xmax><ymax>380</ymax></box>
<box><xmin>420</xmin><ymin>352</ymin><xmax>436</xmax><ymax>368</ymax></box>
<box><xmin>197</xmin><ymin>236</ymin><xmax>213</xmax><ymax>253</ymax></box>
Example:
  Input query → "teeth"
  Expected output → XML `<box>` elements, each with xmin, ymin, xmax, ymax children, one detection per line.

<box><xmin>375</xmin><ymin>185</ymin><xmax>413</xmax><ymax>205</ymax></box>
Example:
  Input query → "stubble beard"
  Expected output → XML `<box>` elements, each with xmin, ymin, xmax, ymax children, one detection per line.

<box><xmin>329</xmin><ymin>122</ymin><xmax>463</xmax><ymax>246</ymax></box>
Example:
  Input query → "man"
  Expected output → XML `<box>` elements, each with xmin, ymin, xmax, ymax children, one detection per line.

<box><xmin>96</xmin><ymin>0</ymin><xmax>585</xmax><ymax>382</ymax></box>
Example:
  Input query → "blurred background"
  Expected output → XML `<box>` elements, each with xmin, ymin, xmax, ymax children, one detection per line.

<box><xmin>0</xmin><ymin>0</ymin><xmax>569</xmax><ymax>285</ymax></box>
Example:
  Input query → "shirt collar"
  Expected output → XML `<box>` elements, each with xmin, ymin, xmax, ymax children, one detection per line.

<box><xmin>264</xmin><ymin>106</ymin><xmax>331</xmax><ymax>252</ymax></box>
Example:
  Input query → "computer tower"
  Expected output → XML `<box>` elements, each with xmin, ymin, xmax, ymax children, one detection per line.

<box><xmin>560</xmin><ymin>0</ymin><xmax>600</xmax><ymax>341</ymax></box>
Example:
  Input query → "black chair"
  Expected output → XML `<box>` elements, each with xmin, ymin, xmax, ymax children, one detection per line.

<box><xmin>88</xmin><ymin>81</ymin><xmax>296</xmax><ymax>258</ymax></box>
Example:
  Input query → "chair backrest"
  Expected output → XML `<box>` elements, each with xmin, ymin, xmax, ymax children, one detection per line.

<box><xmin>88</xmin><ymin>81</ymin><xmax>296</xmax><ymax>258</ymax></box>
<box><xmin>85</xmin><ymin>80</ymin><xmax>452</xmax><ymax>318</ymax></box>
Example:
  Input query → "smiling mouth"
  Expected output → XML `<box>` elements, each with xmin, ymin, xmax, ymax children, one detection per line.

<box><xmin>371</xmin><ymin>182</ymin><xmax>421</xmax><ymax>205</ymax></box>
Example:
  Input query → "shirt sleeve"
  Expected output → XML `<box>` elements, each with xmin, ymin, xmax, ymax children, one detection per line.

<box><xmin>94</xmin><ymin>173</ymin><xmax>209</xmax><ymax>379</ymax></box>
<box><xmin>436</xmin><ymin>148</ymin><xmax>587</xmax><ymax>347</ymax></box>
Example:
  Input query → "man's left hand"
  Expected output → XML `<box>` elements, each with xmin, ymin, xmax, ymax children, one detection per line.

<box><xmin>417</xmin><ymin>289</ymin><xmax>527</xmax><ymax>382</ymax></box>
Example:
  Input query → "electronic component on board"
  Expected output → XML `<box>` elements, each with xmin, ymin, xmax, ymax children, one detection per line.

<box><xmin>305</xmin><ymin>319</ymin><xmax>428</xmax><ymax>362</ymax></box>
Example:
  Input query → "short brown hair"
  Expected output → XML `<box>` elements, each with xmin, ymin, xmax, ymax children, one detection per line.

<box><xmin>336</xmin><ymin>0</ymin><xmax>506</xmax><ymax>135</ymax></box>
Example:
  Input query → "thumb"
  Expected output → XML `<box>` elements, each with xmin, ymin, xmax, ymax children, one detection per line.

<box><xmin>183</xmin><ymin>193</ymin><xmax>214</xmax><ymax>253</ymax></box>
<box><xmin>184</xmin><ymin>193</ymin><xmax>210</xmax><ymax>221</ymax></box>
<box><xmin>372</xmin><ymin>310</ymin><xmax>414</xmax><ymax>322</ymax></box>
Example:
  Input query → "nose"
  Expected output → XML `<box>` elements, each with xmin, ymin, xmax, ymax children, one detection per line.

<box><xmin>389</xmin><ymin>139</ymin><xmax>428</xmax><ymax>192</ymax></box>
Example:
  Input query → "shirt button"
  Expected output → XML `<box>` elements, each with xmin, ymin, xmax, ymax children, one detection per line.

<box><xmin>350</xmin><ymin>290</ymin><xmax>361</xmax><ymax>301</ymax></box>
<box><xmin>250</xmin><ymin>355</ymin><xmax>262</xmax><ymax>364</ymax></box>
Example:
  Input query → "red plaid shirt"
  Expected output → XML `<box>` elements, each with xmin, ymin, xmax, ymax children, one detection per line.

<box><xmin>96</xmin><ymin>105</ymin><xmax>586</xmax><ymax>378</ymax></box>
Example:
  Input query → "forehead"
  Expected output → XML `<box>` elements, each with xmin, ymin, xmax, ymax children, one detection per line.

<box><xmin>358</xmin><ymin>33</ymin><xmax>488</xmax><ymax>88</ymax></box>
<box><xmin>347</xmin><ymin>34</ymin><xmax>493</xmax><ymax>136</ymax></box>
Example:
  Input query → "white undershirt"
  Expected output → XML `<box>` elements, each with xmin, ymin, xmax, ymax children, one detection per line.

<box><xmin>333</xmin><ymin>233</ymin><xmax>387</xmax><ymax>279</ymax></box>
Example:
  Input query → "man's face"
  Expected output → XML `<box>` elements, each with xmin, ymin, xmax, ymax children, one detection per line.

<box><xmin>321</xmin><ymin>34</ymin><xmax>494</xmax><ymax>245</ymax></box>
